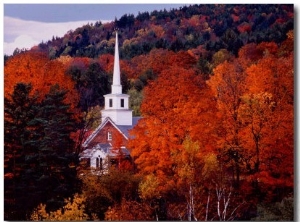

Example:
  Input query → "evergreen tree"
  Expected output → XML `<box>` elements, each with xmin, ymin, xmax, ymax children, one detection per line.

<box><xmin>27</xmin><ymin>84</ymin><xmax>80</xmax><ymax>213</ymax></box>
<box><xmin>4</xmin><ymin>83</ymin><xmax>39</xmax><ymax>220</ymax></box>
<box><xmin>4</xmin><ymin>83</ymin><xmax>80</xmax><ymax>220</ymax></box>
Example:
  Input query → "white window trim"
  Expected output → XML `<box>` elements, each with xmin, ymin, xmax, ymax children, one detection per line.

<box><xmin>107</xmin><ymin>131</ymin><xmax>112</xmax><ymax>141</ymax></box>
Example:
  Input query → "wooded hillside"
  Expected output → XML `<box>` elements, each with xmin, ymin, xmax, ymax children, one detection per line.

<box><xmin>4</xmin><ymin>4</ymin><xmax>294</xmax><ymax>221</ymax></box>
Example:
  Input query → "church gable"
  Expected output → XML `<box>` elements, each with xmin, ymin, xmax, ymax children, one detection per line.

<box><xmin>80</xmin><ymin>31</ymin><xmax>139</xmax><ymax>173</ymax></box>
<box><xmin>86</xmin><ymin>121</ymin><xmax>128</xmax><ymax>148</ymax></box>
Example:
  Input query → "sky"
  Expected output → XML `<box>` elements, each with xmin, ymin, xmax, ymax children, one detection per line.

<box><xmin>3</xmin><ymin>3</ymin><xmax>188</xmax><ymax>55</ymax></box>
<box><xmin>3</xmin><ymin>1</ymin><xmax>299</xmax><ymax>56</ymax></box>
<box><xmin>1</xmin><ymin>1</ymin><xmax>299</xmax><ymax>218</ymax></box>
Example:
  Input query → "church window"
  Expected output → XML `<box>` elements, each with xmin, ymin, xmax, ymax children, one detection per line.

<box><xmin>96</xmin><ymin>157</ymin><xmax>99</xmax><ymax>168</ymax></box>
<box><xmin>109</xmin><ymin>99</ymin><xmax>113</xmax><ymax>107</ymax></box>
<box><xmin>96</xmin><ymin>157</ymin><xmax>103</xmax><ymax>170</ymax></box>
<box><xmin>120</xmin><ymin>99</ymin><xmax>124</xmax><ymax>107</ymax></box>
<box><xmin>108</xmin><ymin>131</ymin><xmax>112</xmax><ymax>141</ymax></box>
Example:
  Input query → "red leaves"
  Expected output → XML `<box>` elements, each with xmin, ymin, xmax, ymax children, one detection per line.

<box><xmin>129</xmin><ymin>65</ymin><xmax>218</xmax><ymax>195</ymax></box>
<box><xmin>237</xmin><ymin>22</ymin><xmax>251</xmax><ymax>33</ymax></box>
<box><xmin>5</xmin><ymin>51</ymin><xmax>79</xmax><ymax>108</ymax></box>
<box><xmin>208</xmin><ymin>40</ymin><xmax>293</xmax><ymax>198</ymax></box>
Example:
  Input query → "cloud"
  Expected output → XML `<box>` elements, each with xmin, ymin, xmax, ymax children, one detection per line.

<box><xmin>4</xmin><ymin>35</ymin><xmax>40</xmax><ymax>55</ymax></box>
<box><xmin>4</xmin><ymin>16</ymin><xmax>111</xmax><ymax>55</ymax></box>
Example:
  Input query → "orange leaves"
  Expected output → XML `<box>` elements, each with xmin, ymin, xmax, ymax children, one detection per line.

<box><xmin>245</xmin><ymin>50</ymin><xmax>294</xmax><ymax>186</ymax></box>
<box><xmin>104</xmin><ymin>199</ymin><xmax>153</xmax><ymax>221</ymax></box>
<box><xmin>245</xmin><ymin>52</ymin><xmax>293</xmax><ymax>105</ymax></box>
<box><xmin>4</xmin><ymin>51</ymin><xmax>79</xmax><ymax>108</ymax></box>
<box><xmin>149</xmin><ymin>24</ymin><xmax>165</xmax><ymax>38</ymax></box>
<box><xmin>129</xmin><ymin>49</ymin><xmax>198</xmax><ymax>79</ymax></box>
<box><xmin>208</xmin><ymin>60</ymin><xmax>246</xmax><ymax>118</ymax></box>
<box><xmin>208</xmin><ymin>40</ymin><xmax>294</xmax><ymax>193</ymax></box>
<box><xmin>98</xmin><ymin>54</ymin><xmax>114</xmax><ymax>73</ymax></box>
<box><xmin>129</xmin><ymin>64</ymin><xmax>218</xmax><ymax>196</ymax></box>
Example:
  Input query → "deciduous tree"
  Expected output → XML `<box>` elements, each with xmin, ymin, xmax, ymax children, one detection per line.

<box><xmin>207</xmin><ymin>59</ymin><xmax>247</xmax><ymax>188</ymax></box>
<box><xmin>129</xmin><ymin>65</ymin><xmax>218</xmax><ymax>220</ymax></box>
<box><xmin>4</xmin><ymin>51</ymin><xmax>79</xmax><ymax>108</ymax></box>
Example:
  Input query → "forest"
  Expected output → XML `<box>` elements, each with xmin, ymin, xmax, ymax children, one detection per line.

<box><xmin>4</xmin><ymin>4</ymin><xmax>294</xmax><ymax>221</ymax></box>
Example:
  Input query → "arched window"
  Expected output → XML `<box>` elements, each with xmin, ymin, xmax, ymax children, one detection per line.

<box><xmin>96</xmin><ymin>157</ymin><xmax>99</xmax><ymax>168</ymax></box>
<box><xmin>100</xmin><ymin>158</ymin><xmax>103</xmax><ymax>170</ymax></box>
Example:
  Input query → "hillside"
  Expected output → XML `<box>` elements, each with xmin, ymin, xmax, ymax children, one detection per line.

<box><xmin>10</xmin><ymin>4</ymin><xmax>292</xmax><ymax>113</ymax></box>
<box><xmin>4</xmin><ymin>4</ymin><xmax>294</xmax><ymax>220</ymax></box>
<box><xmin>28</xmin><ymin>4</ymin><xmax>293</xmax><ymax>59</ymax></box>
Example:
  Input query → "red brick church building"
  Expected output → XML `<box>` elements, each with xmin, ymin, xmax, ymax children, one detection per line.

<box><xmin>79</xmin><ymin>31</ymin><xmax>141</xmax><ymax>173</ymax></box>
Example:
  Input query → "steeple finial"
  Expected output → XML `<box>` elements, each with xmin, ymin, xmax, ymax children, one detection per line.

<box><xmin>112</xmin><ymin>30</ymin><xmax>122</xmax><ymax>94</ymax></box>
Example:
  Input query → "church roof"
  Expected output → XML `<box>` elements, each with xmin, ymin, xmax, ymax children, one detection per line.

<box><xmin>116</xmin><ymin>116</ymin><xmax>142</xmax><ymax>138</ymax></box>
<box><xmin>81</xmin><ymin>31</ymin><xmax>142</xmax><ymax>151</ymax></box>
<box><xmin>82</xmin><ymin>116</ymin><xmax>142</xmax><ymax>148</ymax></box>
<box><xmin>80</xmin><ymin>143</ymin><xmax>131</xmax><ymax>158</ymax></box>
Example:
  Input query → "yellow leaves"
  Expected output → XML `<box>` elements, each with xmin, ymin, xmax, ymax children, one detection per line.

<box><xmin>55</xmin><ymin>55</ymin><xmax>73</xmax><ymax>65</ymax></box>
<box><xmin>202</xmin><ymin>153</ymin><xmax>218</xmax><ymax>179</ymax></box>
<box><xmin>212</xmin><ymin>49</ymin><xmax>233</xmax><ymax>68</ymax></box>
<box><xmin>30</xmin><ymin>203</ymin><xmax>48</xmax><ymax>221</ymax></box>
<box><xmin>241</xmin><ymin>92</ymin><xmax>275</xmax><ymax>112</ymax></box>
<box><xmin>171</xmin><ymin>137</ymin><xmax>202</xmax><ymax>185</ymax></box>
<box><xmin>30</xmin><ymin>193</ymin><xmax>89</xmax><ymax>221</ymax></box>
<box><xmin>138</xmin><ymin>174</ymin><xmax>160</xmax><ymax>200</ymax></box>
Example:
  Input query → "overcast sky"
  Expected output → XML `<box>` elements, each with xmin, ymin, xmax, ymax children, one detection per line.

<box><xmin>3</xmin><ymin>3</ymin><xmax>187</xmax><ymax>55</ymax></box>
<box><xmin>3</xmin><ymin>2</ymin><xmax>299</xmax><ymax>56</ymax></box>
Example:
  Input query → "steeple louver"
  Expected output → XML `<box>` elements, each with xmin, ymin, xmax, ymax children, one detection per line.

<box><xmin>101</xmin><ymin>30</ymin><xmax>133</xmax><ymax>126</ymax></box>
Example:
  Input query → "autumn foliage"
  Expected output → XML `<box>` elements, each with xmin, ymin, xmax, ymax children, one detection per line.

<box><xmin>4</xmin><ymin>51</ymin><xmax>79</xmax><ymax>107</ymax></box>
<box><xmin>128</xmin><ymin>33</ymin><xmax>293</xmax><ymax>219</ymax></box>
<box><xmin>4</xmin><ymin>4</ymin><xmax>294</xmax><ymax>219</ymax></box>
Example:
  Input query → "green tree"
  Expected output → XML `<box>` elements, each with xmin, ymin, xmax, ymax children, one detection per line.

<box><xmin>27</xmin><ymin>84</ymin><xmax>80</xmax><ymax>212</ymax></box>
<box><xmin>4</xmin><ymin>83</ymin><xmax>80</xmax><ymax>220</ymax></box>
<box><xmin>128</xmin><ymin>88</ymin><xmax>143</xmax><ymax>116</ymax></box>
<box><xmin>67</xmin><ymin>61</ymin><xmax>110</xmax><ymax>111</ymax></box>
<box><xmin>4</xmin><ymin>83</ymin><xmax>39</xmax><ymax>220</ymax></box>
<box><xmin>253</xmin><ymin>196</ymin><xmax>293</xmax><ymax>221</ymax></box>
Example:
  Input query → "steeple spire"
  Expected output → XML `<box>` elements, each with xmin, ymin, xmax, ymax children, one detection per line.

<box><xmin>101</xmin><ymin>30</ymin><xmax>133</xmax><ymax>126</ymax></box>
<box><xmin>112</xmin><ymin>31</ymin><xmax>122</xmax><ymax>94</ymax></box>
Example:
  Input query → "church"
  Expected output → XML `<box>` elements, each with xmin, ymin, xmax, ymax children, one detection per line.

<box><xmin>79</xmin><ymin>31</ymin><xmax>141</xmax><ymax>173</ymax></box>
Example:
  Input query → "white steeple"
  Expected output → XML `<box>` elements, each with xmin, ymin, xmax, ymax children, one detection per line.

<box><xmin>101</xmin><ymin>30</ymin><xmax>133</xmax><ymax>126</ymax></box>
<box><xmin>112</xmin><ymin>31</ymin><xmax>122</xmax><ymax>94</ymax></box>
